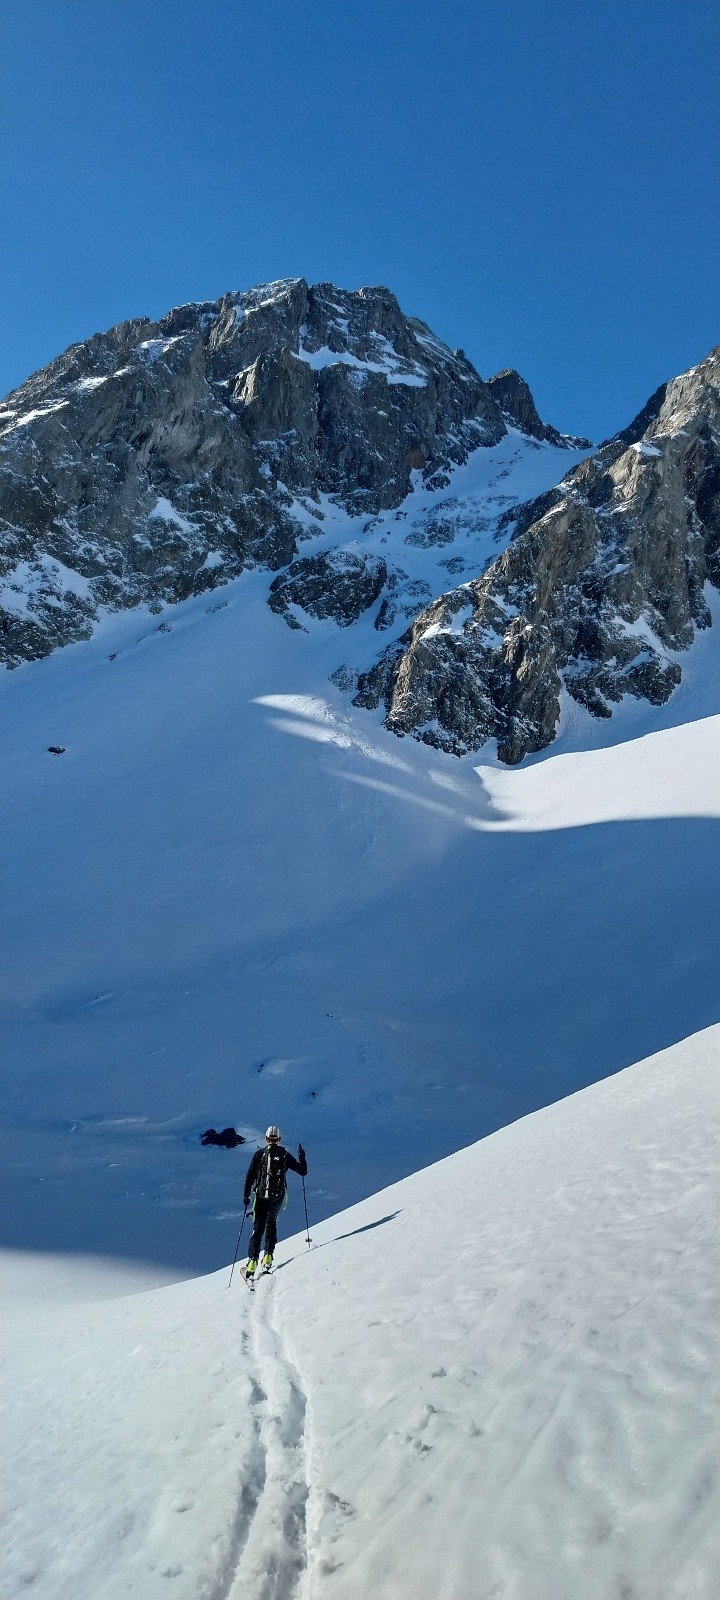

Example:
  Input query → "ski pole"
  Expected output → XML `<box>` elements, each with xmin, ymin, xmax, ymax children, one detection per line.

<box><xmin>228</xmin><ymin>1207</ymin><xmax>248</xmax><ymax>1288</ymax></box>
<box><xmin>301</xmin><ymin>1173</ymin><xmax>311</xmax><ymax>1248</ymax></box>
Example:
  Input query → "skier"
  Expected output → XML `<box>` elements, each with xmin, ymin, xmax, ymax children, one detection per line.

<box><xmin>243</xmin><ymin>1125</ymin><xmax>307</xmax><ymax>1278</ymax></box>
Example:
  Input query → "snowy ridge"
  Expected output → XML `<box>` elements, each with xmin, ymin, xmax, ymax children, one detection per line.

<box><xmin>3</xmin><ymin>1024</ymin><xmax>718</xmax><ymax>1599</ymax></box>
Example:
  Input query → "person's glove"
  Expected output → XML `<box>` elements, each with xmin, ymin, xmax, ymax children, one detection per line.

<box><xmin>243</xmin><ymin>1195</ymin><xmax>251</xmax><ymax>1210</ymax></box>
<box><xmin>298</xmin><ymin>1144</ymin><xmax>306</xmax><ymax>1163</ymax></box>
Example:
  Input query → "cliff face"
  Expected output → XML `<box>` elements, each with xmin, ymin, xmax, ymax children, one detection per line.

<box><xmin>0</xmin><ymin>279</ymin><xmax>510</xmax><ymax>666</ymax></box>
<box><xmin>355</xmin><ymin>349</ymin><xmax>720</xmax><ymax>762</ymax></box>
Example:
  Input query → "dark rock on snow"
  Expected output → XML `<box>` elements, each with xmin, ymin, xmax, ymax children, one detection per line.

<box><xmin>200</xmin><ymin>1127</ymin><xmax>245</xmax><ymax>1149</ymax></box>
<box><xmin>269</xmin><ymin>549</ymin><xmax>387</xmax><ymax>628</ymax></box>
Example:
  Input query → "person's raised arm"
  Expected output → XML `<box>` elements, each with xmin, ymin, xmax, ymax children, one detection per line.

<box><xmin>285</xmin><ymin>1144</ymin><xmax>307</xmax><ymax>1177</ymax></box>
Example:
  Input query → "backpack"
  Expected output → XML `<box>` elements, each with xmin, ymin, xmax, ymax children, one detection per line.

<box><xmin>256</xmin><ymin>1144</ymin><xmax>287</xmax><ymax>1205</ymax></box>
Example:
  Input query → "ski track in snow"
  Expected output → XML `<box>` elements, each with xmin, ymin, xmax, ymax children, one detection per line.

<box><xmin>208</xmin><ymin>1287</ymin><xmax>309</xmax><ymax>1600</ymax></box>
<box><xmin>1</xmin><ymin>1026</ymin><xmax>717</xmax><ymax>1599</ymax></box>
<box><xmin>199</xmin><ymin>1348</ymin><xmax>267</xmax><ymax>1600</ymax></box>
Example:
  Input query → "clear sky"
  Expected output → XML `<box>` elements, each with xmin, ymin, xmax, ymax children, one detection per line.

<box><xmin>1</xmin><ymin>0</ymin><xmax>718</xmax><ymax>439</ymax></box>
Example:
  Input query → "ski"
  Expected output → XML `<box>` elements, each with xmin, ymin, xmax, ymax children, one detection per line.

<box><xmin>241</xmin><ymin>1270</ymin><xmax>255</xmax><ymax>1292</ymax></box>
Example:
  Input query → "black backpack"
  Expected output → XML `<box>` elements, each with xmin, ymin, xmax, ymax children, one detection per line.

<box><xmin>257</xmin><ymin>1144</ymin><xmax>287</xmax><ymax>1204</ymax></box>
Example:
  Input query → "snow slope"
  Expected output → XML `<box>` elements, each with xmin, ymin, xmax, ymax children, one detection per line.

<box><xmin>2</xmin><ymin>1024</ymin><xmax>717</xmax><ymax>1600</ymax></box>
<box><xmin>0</xmin><ymin>426</ymin><xmax>718</xmax><ymax>1270</ymax></box>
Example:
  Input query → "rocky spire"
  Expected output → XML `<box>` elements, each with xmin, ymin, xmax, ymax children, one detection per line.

<box><xmin>487</xmin><ymin>368</ymin><xmax>590</xmax><ymax>448</ymax></box>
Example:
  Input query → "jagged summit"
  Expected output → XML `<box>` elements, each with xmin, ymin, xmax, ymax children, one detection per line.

<box><xmin>0</xmin><ymin>278</ymin><xmax>576</xmax><ymax>669</ymax></box>
<box><xmin>487</xmin><ymin>367</ymin><xmax>590</xmax><ymax>448</ymax></box>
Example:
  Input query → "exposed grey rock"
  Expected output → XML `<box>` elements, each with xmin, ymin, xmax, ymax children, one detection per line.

<box><xmin>269</xmin><ymin>549</ymin><xmax>387</xmax><ymax>627</ymax></box>
<box><xmin>403</xmin><ymin>496</ymin><xmax>495</xmax><ymax>551</ymax></box>
<box><xmin>374</xmin><ymin>572</ymin><xmax>433</xmax><ymax>632</ymax></box>
<box><xmin>487</xmin><ymin>369</ymin><xmax>591</xmax><ymax>448</ymax></box>
<box><xmin>438</xmin><ymin>556</ymin><xmax>469</xmax><ymax>574</ymax></box>
<box><xmin>0</xmin><ymin>278</ymin><xmax>514</xmax><ymax>666</ymax></box>
<box><xmin>329</xmin><ymin>664</ymin><xmax>359</xmax><ymax>692</ymax></box>
<box><xmin>356</xmin><ymin>348</ymin><xmax>720</xmax><ymax>761</ymax></box>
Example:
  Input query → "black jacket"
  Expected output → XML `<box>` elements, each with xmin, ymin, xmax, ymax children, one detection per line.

<box><xmin>243</xmin><ymin>1143</ymin><xmax>307</xmax><ymax>1208</ymax></box>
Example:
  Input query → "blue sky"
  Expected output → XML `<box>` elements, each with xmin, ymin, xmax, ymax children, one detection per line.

<box><xmin>1</xmin><ymin>0</ymin><xmax>718</xmax><ymax>439</ymax></box>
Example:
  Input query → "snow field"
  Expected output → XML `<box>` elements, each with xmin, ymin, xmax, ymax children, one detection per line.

<box><xmin>0</xmin><ymin>544</ymin><xmax>718</xmax><ymax>1272</ymax></box>
<box><xmin>286</xmin><ymin>1025</ymin><xmax>719</xmax><ymax>1600</ymax></box>
<box><xmin>2</xmin><ymin>1023</ymin><xmax>717</xmax><ymax>1600</ymax></box>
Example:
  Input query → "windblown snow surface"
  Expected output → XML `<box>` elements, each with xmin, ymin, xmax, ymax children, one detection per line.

<box><xmin>1</xmin><ymin>427</ymin><xmax>718</xmax><ymax>1594</ymax></box>
<box><xmin>2</xmin><ymin>1025</ymin><xmax>718</xmax><ymax>1599</ymax></box>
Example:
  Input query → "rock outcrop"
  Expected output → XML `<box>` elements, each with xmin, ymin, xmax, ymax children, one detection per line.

<box><xmin>487</xmin><ymin>369</ymin><xmax>590</xmax><ymax>449</ymax></box>
<box><xmin>355</xmin><ymin>348</ymin><xmax>720</xmax><ymax>761</ymax></box>
<box><xmin>0</xmin><ymin>279</ymin><xmax>521</xmax><ymax>666</ymax></box>
<box><xmin>269</xmin><ymin>549</ymin><xmax>387</xmax><ymax>628</ymax></box>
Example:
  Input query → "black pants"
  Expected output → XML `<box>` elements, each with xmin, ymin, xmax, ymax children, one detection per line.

<box><xmin>249</xmin><ymin>1197</ymin><xmax>282</xmax><ymax>1261</ymax></box>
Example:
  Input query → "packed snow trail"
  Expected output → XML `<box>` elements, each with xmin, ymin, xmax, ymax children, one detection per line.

<box><xmin>2</xmin><ymin>1024</ymin><xmax>718</xmax><ymax>1599</ymax></box>
<box><xmin>196</xmin><ymin>1297</ymin><xmax>308</xmax><ymax>1600</ymax></box>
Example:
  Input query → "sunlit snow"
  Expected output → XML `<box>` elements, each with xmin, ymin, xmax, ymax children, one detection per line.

<box><xmin>2</xmin><ymin>1026</ymin><xmax>717</xmax><ymax>1599</ymax></box>
<box><xmin>0</xmin><ymin>555</ymin><xmax>91</xmax><ymax>616</ymax></box>
<box><xmin>147</xmin><ymin>496</ymin><xmax>199</xmax><ymax>533</ymax></box>
<box><xmin>0</xmin><ymin>399</ymin><xmax>69</xmax><ymax>437</ymax></box>
<box><xmin>294</xmin><ymin>333</ymin><xmax>428</xmax><ymax>387</ymax></box>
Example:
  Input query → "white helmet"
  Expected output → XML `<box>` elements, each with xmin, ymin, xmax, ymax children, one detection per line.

<box><xmin>265</xmin><ymin>1125</ymin><xmax>281</xmax><ymax>1142</ymax></box>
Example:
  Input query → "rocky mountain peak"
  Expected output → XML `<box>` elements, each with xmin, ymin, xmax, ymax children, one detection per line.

<box><xmin>0</xmin><ymin>280</ymin><xmax>571</xmax><ymax>669</ymax></box>
<box><xmin>3</xmin><ymin>283</ymin><xmax>714</xmax><ymax>767</ymax></box>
